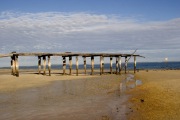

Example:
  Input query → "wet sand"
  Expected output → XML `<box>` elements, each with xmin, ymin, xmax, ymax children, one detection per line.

<box><xmin>128</xmin><ymin>70</ymin><xmax>180</xmax><ymax>120</ymax></box>
<box><xmin>0</xmin><ymin>69</ymin><xmax>138</xmax><ymax>120</ymax></box>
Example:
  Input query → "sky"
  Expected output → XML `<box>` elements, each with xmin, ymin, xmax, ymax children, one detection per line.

<box><xmin>0</xmin><ymin>0</ymin><xmax>180</xmax><ymax>66</ymax></box>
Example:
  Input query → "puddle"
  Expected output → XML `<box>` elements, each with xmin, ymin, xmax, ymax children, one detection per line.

<box><xmin>0</xmin><ymin>74</ymin><xmax>142</xmax><ymax>120</ymax></box>
<box><xmin>120</xmin><ymin>74</ymin><xmax>142</xmax><ymax>93</ymax></box>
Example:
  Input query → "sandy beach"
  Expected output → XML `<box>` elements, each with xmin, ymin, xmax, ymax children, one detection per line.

<box><xmin>128</xmin><ymin>70</ymin><xmax>180</xmax><ymax>120</ymax></box>
<box><xmin>0</xmin><ymin>69</ymin><xmax>135</xmax><ymax>120</ymax></box>
<box><xmin>1</xmin><ymin>69</ymin><xmax>180</xmax><ymax>120</ymax></box>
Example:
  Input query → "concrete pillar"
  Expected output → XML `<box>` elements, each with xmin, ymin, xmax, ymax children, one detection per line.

<box><xmin>69</xmin><ymin>56</ymin><xmax>72</xmax><ymax>75</ymax></box>
<box><xmin>62</xmin><ymin>56</ymin><xmax>66</xmax><ymax>75</ymax></box>
<box><xmin>134</xmin><ymin>56</ymin><xmax>136</xmax><ymax>73</ymax></box>
<box><xmin>76</xmin><ymin>56</ymin><xmax>79</xmax><ymax>76</ymax></box>
<box><xmin>38</xmin><ymin>56</ymin><xmax>41</xmax><ymax>74</ymax></box>
<box><xmin>15</xmin><ymin>55</ymin><xmax>19</xmax><ymax>77</ymax></box>
<box><xmin>83</xmin><ymin>57</ymin><xmax>86</xmax><ymax>75</ymax></box>
<box><xmin>116</xmin><ymin>57</ymin><xmax>118</xmax><ymax>74</ymax></box>
<box><xmin>110</xmin><ymin>57</ymin><xmax>113</xmax><ymax>74</ymax></box>
<box><xmin>118</xmin><ymin>56</ymin><xmax>122</xmax><ymax>74</ymax></box>
<box><xmin>91</xmin><ymin>56</ymin><xmax>94</xmax><ymax>75</ymax></box>
<box><xmin>43</xmin><ymin>56</ymin><xmax>46</xmax><ymax>75</ymax></box>
<box><xmin>125</xmin><ymin>56</ymin><xmax>128</xmax><ymax>74</ymax></box>
<box><xmin>48</xmin><ymin>56</ymin><xmax>51</xmax><ymax>76</ymax></box>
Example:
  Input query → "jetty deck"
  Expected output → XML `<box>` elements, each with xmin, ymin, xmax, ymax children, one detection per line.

<box><xmin>0</xmin><ymin>52</ymin><xmax>144</xmax><ymax>77</ymax></box>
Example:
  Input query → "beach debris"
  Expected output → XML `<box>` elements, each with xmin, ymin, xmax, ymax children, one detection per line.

<box><xmin>116</xmin><ymin>107</ymin><xmax>119</xmax><ymax>112</ymax></box>
<box><xmin>140</xmin><ymin>99</ymin><xmax>145</xmax><ymax>103</ymax></box>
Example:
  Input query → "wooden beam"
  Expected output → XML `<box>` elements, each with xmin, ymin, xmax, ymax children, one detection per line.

<box><xmin>76</xmin><ymin>56</ymin><xmax>79</xmax><ymax>76</ymax></box>
<box><xmin>110</xmin><ymin>57</ymin><xmax>113</xmax><ymax>74</ymax></box>
<box><xmin>134</xmin><ymin>56</ymin><xmax>136</xmax><ymax>73</ymax></box>
<box><xmin>38</xmin><ymin>56</ymin><xmax>41</xmax><ymax>74</ymax></box>
<box><xmin>62</xmin><ymin>56</ymin><xmax>66</xmax><ymax>75</ymax></box>
<box><xmin>48</xmin><ymin>56</ymin><xmax>51</xmax><ymax>76</ymax></box>
<box><xmin>69</xmin><ymin>56</ymin><xmax>72</xmax><ymax>75</ymax></box>
<box><xmin>83</xmin><ymin>57</ymin><xmax>86</xmax><ymax>75</ymax></box>
<box><xmin>91</xmin><ymin>56</ymin><xmax>94</xmax><ymax>75</ymax></box>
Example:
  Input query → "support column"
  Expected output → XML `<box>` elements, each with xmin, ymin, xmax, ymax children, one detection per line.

<box><xmin>48</xmin><ymin>56</ymin><xmax>51</xmax><ymax>76</ymax></box>
<box><xmin>15</xmin><ymin>55</ymin><xmax>19</xmax><ymax>77</ymax></box>
<box><xmin>125</xmin><ymin>56</ymin><xmax>128</xmax><ymax>74</ymax></box>
<box><xmin>38</xmin><ymin>56</ymin><xmax>41</xmax><ymax>74</ymax></box>
<box><xmin>62</xmin><ymin>56</ymin><xmax>66</xmax><ymax>75</ymax></box>
<box><xmin>83</xmin><ymin>57</ymin><xmax>86</xmax><ymax>75</ymax></box>
<box><xmin>100</xmin><ymin>56</ymin><xmax>103</xmax><ymax>75</ymax></box>
<box><xmin>118</xmin><ymin>56</ymin><xmax>122</xmax><ymax>74</ymax></box>
<box><xmin>102</xmin><ymin>56</ymin><xmax>104</xmax><ymax>74</ymax></box>
<box><xmin>110</xmin><ymin>57</ymin><xmax>113</xmax><ymax>74</ymax></box>
<box><xmin>69</xmin><ymin>56</ymin><xmax>72</xmax><ymax>75</ymax></box>
<box><xmin>12</xmin><ymin>56</ymin><xmax>16</xmax><ymax>76</ymax></box>
<box><xmin>134</xmin><ymin>56</ymin><xmax>136</xmax><ymax>73</ymax></box>
<box><xmin>116</xmin><ymin>57</ymin><xmax>118</xmax><ymax>75</ymax></box>
<box><xmin>43</xmin><ymin>56</ymin><xmax>46</xmax><ymax>75</ymax></box>
<box><xmin>11</xmin><ymin>56</ymin><xmax>13</xmax><ymax>75</ymax></box>
<box><xmin>91</xmin><ymin>56</ymin><xmax>94</xmax><ymax>75</ymax></box>
<box><xmin>76</xmin><ymin>56</ymin><xmax>79</xmax><ymax>76</ymax></box>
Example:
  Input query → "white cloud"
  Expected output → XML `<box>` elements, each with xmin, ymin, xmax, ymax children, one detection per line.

<box><xmin>0</xmin><ymin>11</ymin><xmax>180</xmax><ymax>63</ymax></box>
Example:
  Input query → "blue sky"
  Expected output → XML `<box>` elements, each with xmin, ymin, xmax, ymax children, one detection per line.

<box><xmin>0</xmin><ymin>0</ymin><xmax>180</xmax><ymax>66</ymax></box>
<box><xmin>0</xmin><ymin>0</ymin><xmax>180</xmax><ymax>21</ymax></box>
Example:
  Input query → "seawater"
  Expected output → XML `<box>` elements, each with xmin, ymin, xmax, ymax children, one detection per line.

<box><xmin>1</xmin><ymin>62</ymin><xmax>180</xmax><ymax>70</ymax></box>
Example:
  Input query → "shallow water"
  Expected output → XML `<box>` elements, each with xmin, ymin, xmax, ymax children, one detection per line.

<box><xmin>0</xmin><ymin>74</ymin><xmax>141</xmax><ymax>120</ymax></box>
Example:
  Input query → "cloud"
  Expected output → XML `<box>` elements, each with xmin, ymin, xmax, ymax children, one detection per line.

<box><xmin>0</xmin><ymin>11</ymin><xmax>180</xmax><ymax>63</ymax></box>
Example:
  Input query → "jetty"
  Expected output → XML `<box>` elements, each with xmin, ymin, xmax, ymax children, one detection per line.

<box><xmin>0</xmin><ymin>52</ymin><xmax>144</xmax><ymax>77</ymax></box>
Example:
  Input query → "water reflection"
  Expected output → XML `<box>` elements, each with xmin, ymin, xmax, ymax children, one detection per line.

<box><xmin>120</xmin><ymin>74</ymin><xmax>142</xmax><ymax>93</ymax></box>
<box><xmin>0</xmin><ymin>74</ymin><xmax>142</xmax><ymax>120</ymax></box>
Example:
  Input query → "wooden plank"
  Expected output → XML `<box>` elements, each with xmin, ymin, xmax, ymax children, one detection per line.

<box><xmin>6</xmin><ymin>52</ymin><xmax>142</xmax><ymax>58</ymax></box>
